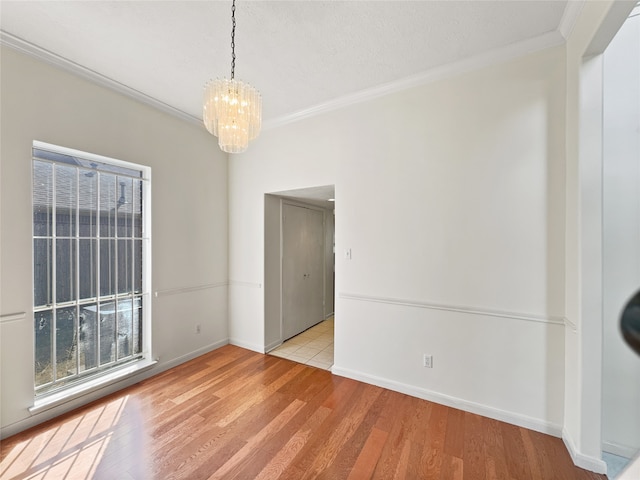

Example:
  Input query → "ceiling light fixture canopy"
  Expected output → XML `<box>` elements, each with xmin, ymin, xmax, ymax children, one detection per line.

<box><xmin>203</xmin><ymin>0</ymin><xmax>261</xmax><ymax>154</ymax></box>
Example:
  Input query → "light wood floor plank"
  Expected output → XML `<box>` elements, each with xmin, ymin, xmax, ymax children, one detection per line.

<box><xmin>0</xmin><ymin>345</ymin><xmax>607</xmax><ymax>480</ymax></box>
<box><xmin>347</xmin><ymin>427</ymin><xmax>388</xmax><ymax>480</ymax></box>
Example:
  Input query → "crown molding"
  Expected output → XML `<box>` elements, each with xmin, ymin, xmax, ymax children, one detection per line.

<box><xmin>0</xmin><ymin>30</ymin><xmax>202</xmax><ymax>127</ymax></box>
<box><xmin>559</xmin><ymin>1</ymin><xmax>586</xmax><ymax>40</ymax></box>
<box><xmin>2</xmin><ymin>27</ymin><xmax>565</xmax><ymax>134</ymax></box>
<box><xmin>264</xmin><ymin>30</ymin><xmax>565</xmax><ymax>131</ymax></box>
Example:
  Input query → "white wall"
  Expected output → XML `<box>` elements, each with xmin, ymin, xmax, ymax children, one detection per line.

<box><xmin>0</xmin><ymin>46</ymin><xmax>229</xmax><ymax>437</ymax></box>
<box><xmin>602</xmin><ymin>9</ymin><xmax>640</xmax><ymax>458</ymax></box>
<box><xmin>563</xmin><ymin>0</ymin><xmax>634</xmax><ymax>471</ymax></box>
<box><xmin>230</xmin><ymin>46</ymin><xmax>567</xmax><ymax>432</ymax></box>
<box><xmin>228</xmin><ymin>118</ymin><xmax>340</xmax><ymax>352</ymax></box>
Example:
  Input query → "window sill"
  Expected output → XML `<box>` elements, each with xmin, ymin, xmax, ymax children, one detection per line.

<box><xmin>29</xmin><ymin>359</ymin><xmax>157</xmax><ymax>415</ymax></box>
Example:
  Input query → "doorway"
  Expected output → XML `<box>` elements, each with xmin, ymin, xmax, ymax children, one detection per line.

<box><xmin>263</xmin><ymin>185</ymin><xmax>335</xmax><ymax>369</ymax></box>
<box><xmin>601</xmin><ymin>4</ymin><xmax>640</xmax><ymax>478</ymax></box>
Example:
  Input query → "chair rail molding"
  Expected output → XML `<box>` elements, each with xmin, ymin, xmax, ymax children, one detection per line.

<box><xmin>154</xmin><ymin>282</ymin><xmax>228</xmax><ymax>298</ymax></box>
<box><xmin>339</xmin><ymin>292</ymin><xmax>565</xmax><ymax>326</ymax></box>
<box><xmin>0</xmin><ymin>312</ymin><xmax>27</xmax><ymax>324</ymax></box>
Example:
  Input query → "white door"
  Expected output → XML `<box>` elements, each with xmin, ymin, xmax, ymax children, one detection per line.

<box><xmin>282</xmin><ymin>204</ymin><xmax>324</xmax><ymax>340</ymax></box>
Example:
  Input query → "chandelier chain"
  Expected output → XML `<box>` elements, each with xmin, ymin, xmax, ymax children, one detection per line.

<box><xmin>230</xmin><ymin>0</ymin><xmax>236</xmax><ymax>79</ymax></box>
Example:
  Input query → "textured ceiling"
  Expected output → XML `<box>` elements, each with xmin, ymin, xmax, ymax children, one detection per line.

<box><xmin>0</xmin><ymin>1</ymin><xmax>570</xmax><ymax>125</ymax></box>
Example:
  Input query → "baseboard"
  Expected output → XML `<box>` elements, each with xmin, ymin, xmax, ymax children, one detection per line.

<box><xmin>0</xmin><ymin>339</ymin><xmax>229</xmax><ymax>440</ymax></box>
<box><xmin>325</xmin><ymin>312</ymin><xmax>335</xmax><ymax>320</ymax></box>
<box><xmin>603</xmin><ymin>440</ymin><xmax>639</xmax><ymax>459</ymax></box>
<box><xmin>264</xmin><ymin>339</ymin><xmax>282</xmax><ymax>353</ymax></box>
<box><xmin>563</xmin><ymin>428</ymin><xmax>608</xmax><ymax>474</ymax></box>
<box><xmin>155</xmin><ymin>338</ymin><xmax>229</xmax><ymax>372</ymax></box>
<box><xmin>331</xmin><ymin>365</ymin><xmax>562</xmax><ymax>437</ymax></box>
<box><xmin>229</xmin><ymin>337</ymin><xmax>265</xmax><ymax>353</ymax></box>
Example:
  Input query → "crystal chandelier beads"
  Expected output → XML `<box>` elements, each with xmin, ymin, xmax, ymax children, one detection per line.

<box><xmin>203</xmin><ymin>77</ymin><xmax>262</xmax><ymax>154</ymax></box>
<box><xmin>203</xmin><ymin>0</ymin><xmax>261</xmax><ymax>154</ymax></box>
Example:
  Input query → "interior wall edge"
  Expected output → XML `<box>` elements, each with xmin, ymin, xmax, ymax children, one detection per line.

<box><xmin>562</xmin><ymin>428</ymin><xmax>608</xmax><ymax>474</ymax></box>
<box><xmin>228</xmin><ymin>338</ymin><xmax>265</xmax><ymax>354</ymax></box>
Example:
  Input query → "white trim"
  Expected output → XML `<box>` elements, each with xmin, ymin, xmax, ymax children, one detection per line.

<box><xmin>33</xmin><ymin>139</ymin><xmax>151</xmax><ymax>176</ymax></box>
<box><xmin>2</xmin><ymin>28</ymin><xmax>564</xmax><ymax>133</ymax></box>
<box><xmin>563</xmin><ymin>428</ymin><xmax>608</xmax><ymax>474</ymax></box>
<box><xmin>265</xmin><ymin>340</ymin><xmax>282</xmax><ymax>353</ymax></box>
<box><xmin>154</xmin><ymin>338</ymin><xmax>229</xmax><ymax>372</ymax></box>
<box><xmin>565</xmin><ymin>316</ymin><xmax>578</xmax><ymax>332</ymax></box>
<box><xmin>603</xmin><ymin>440</ymin><xmax>639</xmax><ymax>459</ymax></box>
<box><xmin>331</xmin><ymin>365</ymin><xmax>562</xmax><ymax>437</ymax></box>
<box><xmin>0</xmin><ymin>312</ymin><xmax>26</xmax><ymax>324</ymax></box>
<box><xmin>229</xmin><ymin>280</ymin><xmax>262</xmax><ymax>288</ymax></box>
<box><xmin>264</xmin><ymin>31</ymin><xmax>565</xmax><ymax>130</ymax></box>
<box><xmin>154</xmin><ymin>282</ymin><xmax>227</xmax><ymax>298</ymax></box>
<box><xmin>559</xmin><ymin>0</ymin><xmax>586</xmax><ymax>40</ymax></box>
<box><xmin>0</xmin><ymin>31</ymin><xmax>201</xmax><ymax>127</ymax></box>
<box><xmin>229</xmin><ymin>338</ymin><xmax>265</xmax><ymax>353</ymax></box>
<box><xmin>339</xmin><ymin>292</ymin><xmax>566</xmax><ymax>326</ymax></box>
<box><xmin>30</xmin><ymin>359</ymin><xmax>157</xmax><ymax>415</ymax></box>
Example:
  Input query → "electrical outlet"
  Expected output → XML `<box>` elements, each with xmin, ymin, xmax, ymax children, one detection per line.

<box><xmin>196</xmin><ymin>324</ymin><xmax>201</xmax><ymax>334</ymax></box>
<box><xmin>423</xmin><ymin>354</ymin><xmax>433</xmax><ymax>368</ymax></box>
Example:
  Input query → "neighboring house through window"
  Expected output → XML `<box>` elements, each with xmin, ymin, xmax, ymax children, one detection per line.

<box><xmin>32</xmin><ymin>141</ymin><xmax>150</xmax><ymax>397</ymax></box>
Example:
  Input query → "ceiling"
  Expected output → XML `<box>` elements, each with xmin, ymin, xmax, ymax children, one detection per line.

<box><xmin>0</xmin><ymin>1</ymin><xmax>575</xmax><ymax>128</ymax></box>
<box><xmin>273</xmin><ymin>185</ymin><xmax>336</xmax><ymax>208</ymax></box>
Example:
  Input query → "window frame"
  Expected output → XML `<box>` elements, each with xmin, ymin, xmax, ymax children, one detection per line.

<box><xmin>31</xmin><ymin>140</ymin><xmax>152</xmax><ymax>400</ymax></box>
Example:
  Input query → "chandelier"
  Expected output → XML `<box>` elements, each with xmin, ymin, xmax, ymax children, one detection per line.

<box><xmin>203</xmin><ymin>0</ymin><xmax>262</xmax><ymax>153</ymax></box>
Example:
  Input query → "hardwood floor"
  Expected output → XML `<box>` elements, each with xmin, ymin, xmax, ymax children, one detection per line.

<box><xmin>1</xmin><ymin>345</ymin><xmax>605</xmax><ymax>479</ymax></box>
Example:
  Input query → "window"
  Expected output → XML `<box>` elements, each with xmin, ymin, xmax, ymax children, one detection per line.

<box><xmin>32</xmin><ymin>141</ymin><xmax>150</xmax><ymax>397</ymax></box>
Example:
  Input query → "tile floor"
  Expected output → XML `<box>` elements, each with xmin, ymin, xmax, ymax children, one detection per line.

<box><xmin>603</xmin><ymin>452</ymin><xmax>632</xmax><ymax>479</ymax></box>
<box><xmin>269</xmin><ymin>317</ymin><xmax>334</xmax><ymax>370</ymax></box>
